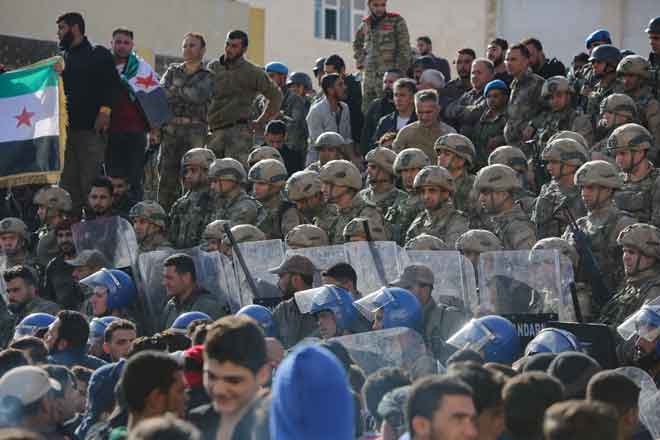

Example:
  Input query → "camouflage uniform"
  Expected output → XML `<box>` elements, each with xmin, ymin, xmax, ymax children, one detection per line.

<box><xmin>445</xmin><ymin>89</ymin><xmax>488</xmax><ymax>134</ymax></box>
<box><xmin>404</xmin><ymin>233</ymin><xmax>449</xmax><ymax>251</ymax></box>
<box><xmin>207</xmin><ymin>55</ymin><xmax>283</xmax><ymax>167</ymax></box>
<box><xmin>284</xmin><ymin>170</ymin><xmax>338</xmax><ymax>235</ymax></box>
<box><xmin>32</xmin><ymin>186</ymin><xmax>73</xmax><ymax>267</ymax></box>
<box><xmin>0</xmin><ymin>218</ymin><xmax>41</xmax><ymax>276</ymax></box>
<box><xmin>504</xmin><ymin>70</ymin><xmax>545</xmax><ymax>151</ymax></box>
<box><xmin>343</xmin><ymin>217</ymin><xmax>389</xmax><ymax>242</ymax></box>
<box><xmin>353</xmin><ymin>11</ymin><xmax>411</xmax><ymax>112</ymax></box>
<box><xmin>358</xmin><ymin>147</ymin><xmax>407</xmax><ymax>214</ymax></box>
<box><xmin>304</xmin><ymin>132</ymin><xmax>346</xmax><ymax>174</ymax></box>
<box><xmin>158</xmin><ymin>63</ymin><xmax>214</xmax><ymax>212</ymax></box>
<box><xmin>285</xmin><ymin>224</ymin><xmax>329</xmax><ymax>249</ymax></box>
<box><xmin>209</xmin><ymin>158</ymin><xmax>261</xmax><ymax>227</ymax></box>
<box><xmin>434</xmin><ymin>134</ymin><xmax>480</xmax><ymax>220</ymax></box>
<box><xmin>392</xmin><ymin>121</ymin><xmax>457</xmax><ymax>163</ymax></box>
<box><xmin>129</xmin><ymin>201</ymin><xmax>172</xmax><ymax>254</ymax></box>
<box><xmin>590</xmin><ymin>94</ymin><xmax>638</xmax><ymax>162</ymax></box>
<box><xmin>587</xmin><ymin>79</ymin><xmax>625</xmax><ymax>124</ymax></box>
<box><xmin>466</xmin><ymin>108</ymin><xmax>508</xmax><ymax>168</ymax></box>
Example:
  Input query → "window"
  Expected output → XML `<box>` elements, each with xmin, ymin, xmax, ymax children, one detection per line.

<box><xmin>314</xmin><ymin>0</ymin><xmax>367</xmax><ymax>42</ymax></box>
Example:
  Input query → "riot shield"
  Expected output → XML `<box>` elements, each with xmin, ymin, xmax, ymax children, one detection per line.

<box><xmin>640</xmin><ymin>388</ymin><xmax>660</xmax><ymax>439</ymax></box>
<box><xmin>232</xmin><ymin>240</ymin><xmax>285</xmax><ymax>308</ymax></box>
<box><xmin>285</xmin><ymin>245</ymin><xmax>348</xmax><ymax>286</ymax></box>
<box><xmin>345</xmin><ymin>241</ymin><xmax>403</xmax><ymax>294</ymax></box>
<box><xmin>72</xmin><ymin>216</ymin><xmax>138</xmax><ymax>268</ymax></box>
<box><xmin>403</xmin><ymin>250</ymin><xmax>478</xmax><ymax>315</ymax></box>
<box><xmin>329</xmin><ymin>327</ymin><xmax>436</xmax><ymax>379</ymax></box>
<box><xmin>0</xmin><ymin>253</ymin><xmax>6</xmax><ymax>303</ymax></box>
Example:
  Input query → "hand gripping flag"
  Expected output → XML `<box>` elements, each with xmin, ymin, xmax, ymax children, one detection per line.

<box><xmin>120</xmin><ymin>52</ymin><xmax>172</xmax><ymax>128</ymax></box>
<box><xmin>0</xmin><ymin>57</ymin><xmax>66</xmax><ymax>188</ymax></box>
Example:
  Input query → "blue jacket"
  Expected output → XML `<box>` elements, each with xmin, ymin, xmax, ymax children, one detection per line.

<box><xmin>48</xmin><ymin>347</ymin><xmax>107</xmax><ymax>370</ymax></box>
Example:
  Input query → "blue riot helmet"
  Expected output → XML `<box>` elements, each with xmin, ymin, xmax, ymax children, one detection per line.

<box><xmin>308</xmin><ymin>285</ymin><xmax>357</xmax><ymax>336</ymax></box>
<box><xmin>236</xmin><ymin>305</ymin><xmax>278</xmax><ymax>338</ymax></box>
<box><xmin>80</xmin><ymin>269</ymin><xmax>137</xmax><ymax>311</ymax></box>
<box><xmin>447</xmin><ymin>315</ymin><xmax>521</xmax><ymax>365</ymax></box>
<box><xmin>355</xmin><ymin>287</ymin><xmax>422</xmax><ymax>332</ymax></box>
<box><xmin>524</xmin><ymin>328</ymin><xmax>582</xmax><ymax>356</ymax></box>
<box><xmin>618</xmin><ymin>304</ymin><xmax>660</xmax><ymax>358</ymax></box>
<box><xmin>170</xmin><ymin>311</ymin><xmax>212</xmax><ymax>335</ymax></box>
<box><xmin>13</xmin><ymin>313</ymin><xmax>56</xmax><ymax>340</ymax></box>
<box><xmin>89</xmin><ymin>316</ymin><xmax>121</xmax><ymax>341</ymax></box>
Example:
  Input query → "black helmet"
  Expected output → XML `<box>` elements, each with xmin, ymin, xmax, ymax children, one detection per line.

<box><xmin>287</xmin><ymin>72</ymin><xmax>313</xmax><ymax>91</ymax></box>
<box><xmin>589</xmin><ymin>44</ymin><xmax>621</xmax><ymax>66</ymax></box>
<box><xmin>646</xmin><ymin>16</ymin><xmax>660</xmax><ymax>34</ymax></box>
<box><xmin>313</xmin><ymin>57</ymin><xmax>326</xmax><ymax>75</ymax></box>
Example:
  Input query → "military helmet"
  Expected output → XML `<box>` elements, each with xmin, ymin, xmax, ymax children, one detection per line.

<box><xmin>531</xmin><ymin>237</ymin><xmax>579</xmax><ymax>269</ymax></box>
<box><xmin>313</xmin><ymin>132</ymin><xmax>345</xmax><ymax>150</ymax></box>
<box><xmin>365</xmin><ymin>147</ymin><xmax>397</xmax><ymax>174</ymax></box>
<box><xmin>547</xmin><ymin>131</ymin><xmax>590</xmax><ymax>151</ymax></box>
<box><xmin>181</xmin><ymin>148</ymin><xmax>215</xmax><ymax>170</ymax></box>
<box><xmin>455</xmin><ymin>229</ymin><xmax>504</xmax><ymax>254</ymax></box>
<box><xmin>541</xmin><ymin>76</ymin><xmax>572</xmax><ymax>98</ymax></box>
<box><xmin>286</xmin><ymin>71</ymin><xmax>313</xmax><ymax>91</ymax></box>
<box><xmin>202</xmin><ymin>220</ymin><xmax>231</xmax><ymax>240</ymax></box>
<box><xmin>129</xmin><ymin>201</ymin><xmax>167</xmax><ymax>229</ymax></box>
<box><xmin>646</xmin><ymin>16</ymin><xmax>660</xmax><ymax>34</ymax></box>
<box><xmin>0</xmin><ymin>217</ymin><xmax>27</xmax><ymax>237</ymax></box>
<box><xmin>404</xmin><ymin>233</ymin><xmax>449</xmax><ymax>251</ymax></box>
<box><xmin>617</xmin><ymin>223</ymin><xmax>660</xmax><ymax>259</ymax></box>
<box><xmin>285</xmin><ymin>224</ymin><xmax>329</xmax><ymax>249</ymax></box>
<box><xmin>319</xmin><ymin>160</ymin><xmax>363</xmax><ymax>190</ymax></box>
<box><xmin>617</xmin><ymin>55</ymin><xmax>651</xmax><ymax>79</ymax></box>
<box><xmin>413</xmin><ymin>165</ymin><xmax>455</xmax><ymax>192</ymax></box>
<box><xmin>474</xmin><ymin>164</ymin><xmax>522</xmax><ymax>192</ymax></box>
<box><xmin>248</xmin><ymin>159</ymin><xmax>288</xmax><ymax>185</ymax></box>
<box><xmin>247</xmin><ymin>146</ymin><xmax>284</xmax><ymax>169</ymax></box>
<box><xmin>393</xmin><ymin>148</ymin><xmax>430</xmax><ymax>174</ymax></box>
<box><xmin>574</xmin><ymin>160</ymin><xmax>623</xmax><ymax>189</ymax></box>
<box><xmin>541</xmin><ymin>138</ymin><xmax>589</xmax><ymax>166</ymax></box>
<box><xmin>433</xmin><ymin>134</ymin><xmax>476</xmax><ymax>166</ymax></box>
<box><xmin>33</xmin><ymin>186</ymin><xmax>72</xmax><ymax>212</ymax></box>
<box><xmin>588</xmin><ymin>44</ymin><xmax>621</xmax><ymax>65</ymax></box>
<box><xmin>209</xmin><ymin>158</ymin><xmax>247</xmax><ymax>183</ymax></box>
<box><xmin>342</xmin><ymin>217</ymin><xmax>388</xmax><ymax>241</ymax></box>
<box><xmin>222</xmin><ymin>224</ymin><xmax>266</xmax><ymax>246</ymax></box>
<box><xmin>599</xmin><ymin>93</ymin><xmax>637</xmax><ymax>119</ymax></box>
<box><xmin>285</xmin><ymin>170</ymin><xmax>322</xmax><ymax>201</ymax></box>
<box><xmin>488</xmin><ymin>146</ymin><xmax>528</xmax><ymax>168</ymax></box>
<box><xmin>607</xmin><ymin>123</ymin><xmax>653</xmax><ymax>152</ymax></box>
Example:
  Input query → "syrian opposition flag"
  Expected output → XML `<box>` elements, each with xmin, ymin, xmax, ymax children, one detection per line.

<box><xmin>120</xmin><ymin>53</ymin><xmax>172</xmax><ymax>128</ymax></box>
<box><xmin>0</xmin><ymin>57</ymin><xmax>66</xmax><ymax>188</ymax></box>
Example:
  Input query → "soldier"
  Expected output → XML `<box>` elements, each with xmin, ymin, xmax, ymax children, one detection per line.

<box><xmin>320</xmin><ymin>160</ymin><xmax>389</xmax><ymax>244</ymax></box>
<box><xmin>4</xmin><ymin>265</ymin><xmax>59</xmax><ymax>326</ymax></box>
<box><xmin>158</xmin><ymin>32</ymin><xmax>214</xmax><ymax>212</ymax></box>
<box><xmin>32</xmin><ymin>185</ymin><xmax>73</xmax><ymax>267</ymax></box>
<box><xmin>562</xmin><ymin>160</ymin><xmax>636</xmax><ymax>307</ymax></box>
<box><xmin>129</xmin><ymin>201</ymin><xmax>172</xmax><ymax>254</ymax></box>
<box><xmin>285</xmin><ymin>224</ymin><xmax>329</xmax><ymax>250</ymax></box>
<box><xmin>434</xmin><ymin>134</ymin><xmax>478</xmax><ymax>217</ymax></box>
<box><xmin>343</xmin><ymin>217</ymin><xmax>389</xmax><ymax>242</ymax></box>
<box><xmin>353</xmin><ymin>0</ymin><xmax>411</xmax><ymax>113</ymax></box>
<box><xmin>532</xmin><ymin>138</ymin><xmax>589</xmax><ymax>238</ymax></box>
<box><xmin>455</xmin><ymin>229</ymin><xmax>504</xmax><ymax>273</ymax></box>
<box><xmin>200</xmin><ymin>219</ymin><xmax>230</xmax><ymax>252</ymax></box>
<box><xmin>248</xmin><ymin>159</ymin><xmax>302</xmax><ymax>239</ymax></box>
<box><xmin>247</xmin><ymin>146</ymin><xmax>284</xmax><ymax>170</ymax></box>
<box><xmin>168</xmin><ymin>147</ymin><xmax>216</xmax><ymax>249</ymax></box>
<box><xmin>42</xmin><ymin>219</ymin><xmax>82</xmax><ymax>311</ymax></box>
<box><xmin>570</xmin><ymin>29</ymin><xmax>613</xmax><ymax>112</ymax></box>
<box><xmin>467</xmin><ymin>79</ymin><xmax>509</xmax><ymax>168</ymax></box>
<box><xmin>209</xmin><ymin>158</ymin><xmax>260</xmax><ymax>227</ymax></box>
<box><xmin>405</xmin><ymin>165</ymin><xmax>469</xmax><ymax>246</ymax></box>
<box><xmin>609</xmin><ymin>123</ymin><xmax>660</xmax><ymax>226</ymax></box>
<box><xmin>586</xmin><ymin>45</ymin><xmax>624</xmax><ymax>124</ymax></box>
<box><xmin>591</xmin><ymin>93</ymin><xmax>638</xmax><ymax>160</ymax></box>
<box><xmin>503</xmin><ymin>44</ymin><xmax>545</xmax><ymax>151</ymax></box>
<box><xmin>306</xmin><ymin>132</ymin><xmax>345</xmax><ymax>173</ymax></box>
<box><xmin>475</xmin><ymin>164</ymin><xmax>537</xmax><ymax>250</ymax></box>
<box><xmin>0</xmin><ymin>218</ymin><xmax>40</xmax><ymax>272</ymax></box>
<box><xmin>404</xmin><ymin>233</ymin><xmax>449</xmax><ymax>251</ymax></box>
<box><xmin>207</xmin><ymin>30</ymin><xmax>283</xmax><ymax>167</ymax></box>
<box><xmin>444</xmin><ymin>58</ymin><xmax>494</xmax><ymax>133</ymax></box>
<box><xmin>617</xmin><ymin>55</ymin><xmax>660</xmax><ymax>160</ymax></box>
<box><xmin>219</xmin><ymin>224</ymin><xmax>266</xmax><ymax>258</ymax></box>
<box><xmin>599</xmin><ymin>223</ymin><xmax>660</xmax><ymax>327</ymax></box>
<box><xmin>487</xmin><ymin>146</ymin><xmax>536</xmax><ymax>216</ymax></box>
<box><xmin>285</xmin><ymin>170</ymin><xmax>337</xmax><ymax>234</ymax></box>
<box><xmin>359</xmin><ymin>147</ymin><xmax>407</xmax><ymax>215</ymax></box>
<box><xmin>383</xmin><ymin>149</ymin><xmax>427</xmax><ymax>245</ymax></box>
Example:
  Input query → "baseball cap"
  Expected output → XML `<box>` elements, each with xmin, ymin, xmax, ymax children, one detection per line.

<box><xmin>65</xmin><ymin>249</ymin><xmax>110</xmax><ymax>268</ymax></box>
<box><xmin>0</xmin><ymin>366</ymin><xmax>61</xmax><ymax>405</ymax></box>
<box><xmin>268</xmin><ymin>255</ymin><xmax>316</xmax><ymax>277</ymax></box>
<box><xmin>390</xmin><ymin>264</ymin><xmax>434</xmax><ymax>289</ymax></box>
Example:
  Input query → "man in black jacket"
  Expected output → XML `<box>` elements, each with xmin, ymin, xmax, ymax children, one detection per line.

<box><xmin>373</xmin><ymin>77</ymin><xmax>417</xmax><ymax>147</ymax></box>
<box><xmin>360</xmin><ymin>69</ymin><xmax>401</xmax><ymax>155</ymax></box>
<box><xmin>523</xmin><ymin>37</ymin><xmax>566</xmax><ymax>79</ymax></box>
<box><xmin>324</xmin><ymin>54</ymin><xmax>364</xmax><ymax>144</ymax></box>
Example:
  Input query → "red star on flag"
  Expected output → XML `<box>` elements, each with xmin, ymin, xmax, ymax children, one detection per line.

<box><xmin>14</xmin><ymin>106</ymin><xmax>35</xmax><ymax>128</ymax></box>
<box><xmin>135</xmin><ymin>73</ymin><xmax>158</xmax><ymax>89</ymax></box>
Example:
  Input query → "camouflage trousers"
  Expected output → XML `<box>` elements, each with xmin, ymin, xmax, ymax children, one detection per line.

<box><xmin>362</xmin><ymin>68</ymin><xmax>384</xmax><ymax>113</ymax></box>
<box><xmin>208</xmin><ymin>124</ymin><xmax>255</xmax><ymax>169</ymax></box>
<box><xmin>157</xmin><ymin>123</ymin><xmax>208</xmax><ymax>212</ymax></box>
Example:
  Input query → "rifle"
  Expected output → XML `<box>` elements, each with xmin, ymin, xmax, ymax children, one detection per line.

<box><xmin>222</xmin><ymin>223</ymin><xmax>261</xmax><ymax>299</ymax></box>
<box><xmin>362</xmin><ymin>219</ymin><xmax>388</xmax><ymax>287</ymax></box>
<box><xmin>525</xmin><ymin>138</ymin><xmax>551</xmax><ymax>190</ymax></box>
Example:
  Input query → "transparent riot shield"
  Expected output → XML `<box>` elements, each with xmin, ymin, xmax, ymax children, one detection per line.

<box><xmin>285</xmin><ymin>245</ymin><xmax>348</xmax><ymax>286</ymax></box>
<box><xmin>72</xmin><ymin>216</ymin><xmax>138</xmax><ymax>268</ymax></box>
<box><xmin>187</xmin><ymin>248</ymin><xmax>230</xmax><ymax>309</ymax></box>
<box><xmin>0</xmin><ymin>254</ymin><xmax>6</xmax><ymax>303</ymax></box>
<box><xmin>640</xmin><ymin>388</ymin><xmax>660</xmax><ymax>439</ymax></box>
<box><xmin>232</xmin><ymin>240</ymin><xmax>285</xmax><ymax>308</ymax></box>
<box><xmin>403</xmin><ymin>250</ymin><xmax>478</xmax><ymax>315</ymax></box>
<box><xmin>329</xmin><ymin>327</ymin><xmax>436</xmax><ymax>379</ymax></box>
<box><xmin>345</xmin><ymin>241</ymin><xmax>403</xmax><ymax>294</ymax></box>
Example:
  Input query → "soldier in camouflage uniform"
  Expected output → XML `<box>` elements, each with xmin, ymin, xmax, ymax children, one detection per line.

<box><xmin>532</xmin><ymin>138</ymin><xmax>589</xmax><ymax>238</ymax></box>
<box><xmin>475</xmin><ymin>164</ymin><xmax>537</xmax><ymax>250</ymax></box>
<box><xmin>248</xmin><ymin>159</ymin><xmax>302</xmax><ymax>239</ymax></box>
<box><xmin>285</xmin><ymin>224</ymin><xmax>329</xmax><ymax>249</ymax></box>
<box><xmin>220</xmin><ymin>224</ymin><xmax>266</xmax><ymax>258</ymax></box>
<box><xmin>404</xmin><ymin>233</ymin><xmax>449</xmax><ymax>251</ymax></box>
<box><xmin>129</xmin><ymin>201</ymin><xmax>172</xmax><ymax>254</ymax></box>
<box><xmin>168</xmin><ymin>148</ymin><xmax>216</xmax><ymax>249</ymax></box>
<box><xmin>285</xmin><ymin>170</ymin><xmax>337</xmax><ymax>234</ymax></box>
<box><xmin>591</xmin><ymin>93</ymin><xmax>638</xmax><ymax>161</ymax></box>
<box><xmin>585</xmin><ymin>45</ymin><xmax>624</xmax><ymax>126</ymax></box>
<box><xmin>343</xmin><ymin>217</ymin><xmax>389</xmax><ymax>242</ymax></box>
<box><xmin>209</xmin><ymin>158</ymin><xmax>261</xmax><ymax>227</ymax></box>
<box><xmin>599</xmin><ymin>223</ymin><xmax>660</xmax><ymax>327</ymax></box>
<box><xmin>306</xmin><ymin>132</ymin><xmax>345</xmax><ymax>173</ymax></box>
<box><xmin>434</xmin><ymin>134</ymin><xmax>479</xmax><ymax>219</ymax></box>
<box><xmin>609</xmin><ymin>123</ymin><xmax>660</xmax><ymax>226</ymax></box>
<box><xmin>0</xmin><ymin>218</ymin><xmax>41</xmax><ymax>275</ymax></box>
<box><xmin>562</xmin><ymin>160</ymin><xmax>636</xmax><ymax>308</ymax></box>
<box><xmin>200</xmin><ymin>219</ymin><xmax>231</xmax><ymax>253</ymax></box>
<box><xmin>32</xmin><ymin>186</ymin><xmax>72</xmax><ymax>268</ymax></box>
<box><xmin>353</xmin><ymin>0</ymin><xmax>411</xmax><ymax>112</ymax></box>
<box><xmin>386</xmin><ymin>148</ymin><xmax>429</xmax><ymax>245</ymax></box>
<box><xmin>359</xmin><ymin>147</ymin><xmax>407</xmax><ymax>215</ymax></box>
<box><xmin>466</xmin><ymin>78</ymin><xmax>509</xmax><ymax>168</ymax></box>
<box><xmin>158</xmin><ymin>33</ymin><xmax>214</xmax><ymax>212</ymax></box>
<box><xmin>570</xmin><ymin>29</ymin><xmax>613</xmax><ymax>112</ymax></box>
<box><xmin>320</xmin><ymin>160</ymin><xmax>389</xmax><ymax>244</ymax></box>
<box><xmin>487</xmin><ymin>146</ymin><xmax>537</xmax><ymax>216</ymax></box>
<box><xmin>405</xmin><ymin>165</ymin><xmax>469</xmax><ymax>246</ymax></box>
<box><xmin>455</xmin><ymin>229</ymin><xmax>504</xmax><ymax>283</ymax></box>
<box><xmin>247</xmin><ymin>146</ymin><xmax>284</xmax><ymax>170</ymax></box>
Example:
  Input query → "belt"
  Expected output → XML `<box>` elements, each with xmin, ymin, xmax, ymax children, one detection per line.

<box><xmin>213</xmin><ymin>119</ymin><xmax>249</xmax><ymax>131</ymax></box>
<box><xmin>170</xmin><ymin>117</ymin><xmax>204</xmax><ymax>125</ymax></box>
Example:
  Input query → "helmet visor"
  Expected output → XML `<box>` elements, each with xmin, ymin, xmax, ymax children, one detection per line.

<box><xmin>447</xmin><ymin>319</ymin><xmax>495</xmax><ymax>353</ymax></box>
<box><xmin>618</xmin><ymin>307</ymin><xmax>660</xmax><ymax>342</ymax></box>
<box><xmin>354</xmin><ymin>288</ymin><xmax>396</xmax><ymax>323</ymax></box>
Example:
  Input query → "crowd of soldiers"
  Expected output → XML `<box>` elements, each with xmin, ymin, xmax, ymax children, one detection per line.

<box><xmin>3</xmin><ymin>2</ymin><xmax>660</xmax><ymax>440</ymax></box>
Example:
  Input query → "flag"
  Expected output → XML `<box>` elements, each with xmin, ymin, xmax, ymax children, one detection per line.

<box><xmin>120</xmin><ymin>53</ymin><xmax>172</xmax><ymax>128</ymax></box>
<box><xmin>0</xmin><ymin>57</ymin><xmax>66</xmax><ymax>188</ymax></box>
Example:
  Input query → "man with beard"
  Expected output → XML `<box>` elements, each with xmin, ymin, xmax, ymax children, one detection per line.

<box><xmin>107</xmin><ymin>171</ymin><xmax>134</xmax><ymax>219</ymax></box>
<box><xmin>0</xmin><ymin>217</ymin><xmax>41</xmax><ymax>275</ymax></box>
<box><xmin>441</xmin><ymin>48</ymin><xmax>476</xmax><ymax>105</ymax></box>
<box><xmin>444</xmin><ymin>59</ymin><xmax>493</xmax><ymax>134</ymax></box>
<box><xmin>84</xmin><ymin>176</ymin><xmax>115</xmax><ymax>220</ymax></box>
<box><xmin>56</xmin><ymin>12</ymin><xmax>120</xmax><ymax>215</ymax></box>
<box><xmin>361</xmin><ymin>69</ymin><xmax>402</xmax><ymax>154</ymax></box>
<box><xmin>42</xmin><ymin>219</ymin><xmax>83</xmax><ymax>310</ymax></box>
<box><xmin>269</xmin><ymin>255</ymin><xmax>317</xmax><ymax>348</ymax></box>
<box><xmin>522</xmin><ymin>38</ymin><xmax>566</xmax><ymax>79</ymax></box>
<box><xmin>415</xmin><ymin>36</ymin><xmax>451</xmax><ymax>82</ymax></box>
<box><xmin>129</xmin><ymin>201</ymin><xmax>172</xmax><ymax>254</ymax></box>
<box><xmin>4</xmin><ymin>265</ymin><xmax>59</xmax><ymax>328</ymax></box>
<box><xmin>284</xmin><ymin>170</ymin><xmax>337</xmax><ymax>235</ymax></box>
<box><xmin>32</xmin><ymin>186</ymin><xmax>73</xmax><ymax>268</ymax></box>
<box><xmin>487</xmin><ymin>38</ymin><xmax>512</xmax><ymax>85</ymax></box>
<box><xmin>359</xmin><ymin>147</ymin><xmax>407</xmax><ymax>214</ymax></box>
<box><xmin>209</xmin><ymin>158</ymin><xmax>261</xmax><ymax>227</ymax></box>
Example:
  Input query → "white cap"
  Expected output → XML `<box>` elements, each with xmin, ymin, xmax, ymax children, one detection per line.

<box><xmin>0</xmin><ymin>366</ymin><xmax>61</xmax><ymax>405</ymax></box>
